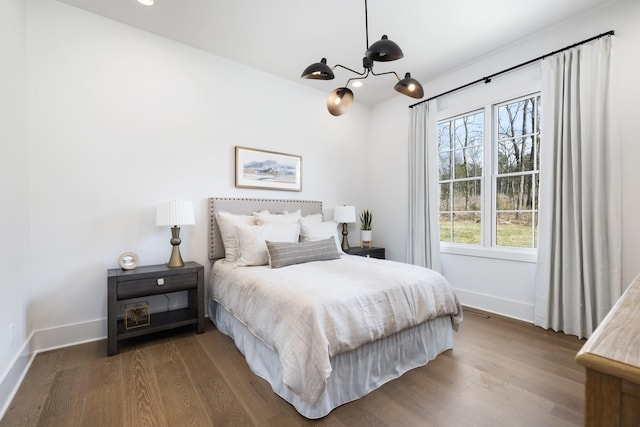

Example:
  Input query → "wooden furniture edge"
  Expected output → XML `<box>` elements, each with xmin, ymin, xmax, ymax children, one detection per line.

<box><xmin>575</xmin><ymin>352</ymin><xmax>640</xmax><ymax>385</ymax></box>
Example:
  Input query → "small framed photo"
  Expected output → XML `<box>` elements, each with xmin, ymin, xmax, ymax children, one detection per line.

<box><xmin>235</xmin><ymin>146</ymin><xmax>302</xmax><ymax>192</ymax></box>
<box><xmin>124</xmin><ymin>301</ymin><xmax>150</xmax><ymax>330</ymax></box>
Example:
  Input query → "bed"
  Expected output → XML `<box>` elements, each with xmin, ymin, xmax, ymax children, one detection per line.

<box><xmin>207</xmin><ymin>197</ymin><xmax>462</xmax><ymax>419</ymax></box>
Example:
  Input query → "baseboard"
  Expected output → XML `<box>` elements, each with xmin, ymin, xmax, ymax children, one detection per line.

<box><xmin>0</xmin><ymin>318</ymin><xmax>107</xmax><ymax>420</ymax></box>
<box><xmin>32</xmin><ymin>318</ymin><xmax>106</xmax><ymax>353</ymax></box>
<box><xmin>0</xmin><ymin>331</ymin><xmax>36</xmax><ymax>421</ymax></box>
<box><xmin>453</xmin><ymin>288</ymin><xmax>534</xmax><ymax>323</ymax></box>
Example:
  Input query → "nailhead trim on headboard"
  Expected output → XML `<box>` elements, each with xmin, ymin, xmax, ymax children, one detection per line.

<box><xmin>208</xmin><ymin>197</ymin><xmax>323</xmax><ymax>261</ymax></box>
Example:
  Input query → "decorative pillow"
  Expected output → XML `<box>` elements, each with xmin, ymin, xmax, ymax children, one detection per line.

<box><xmin>298</xmin><ymin>213</ymin><xmax>323</xmax><ymax>225</ymax></box>
<box><xmin>216</xmin><ymin>211</ymin><xmax>256</xmax><ymax>262</ymax></box>
<box><xmin>266</xmin><ymin>237</ymin><xmax>341</xmax><ymax>268</ymax></box>
<box><xmin>235</xmin><ymin>222</ymin><xmax>300</xmax><ymax>266</ymax></box>
<box><xmin>254</xmin><ymin>210</ymin><xmax>302</xmax><ymax>225</ymax></box>
<box><xmin>299</xmin><ymin>220</ymin><xmax>343</xmax><ymax>253</ymax></box>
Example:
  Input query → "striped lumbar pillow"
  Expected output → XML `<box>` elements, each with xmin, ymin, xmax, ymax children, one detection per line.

<box><xmin>266</xmin><ymin>237</ymin><xmax>341</xmax><ymax>268</ymax></box>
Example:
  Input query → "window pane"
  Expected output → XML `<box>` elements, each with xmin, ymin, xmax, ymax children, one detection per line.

<box><xmin>453</xmin><ymin>212</ymin><xmax>481</xmax><ymax>244</ymax></box>
<box><xmin>454</xmin><ymin>112</ymin><xmax>483</xmax><ymax>150</ymax></box>
<box><xmin>453</xmin><ymin>180</ymin><xmax>481</xmax><ymax>211</ymax></box>
<box><xmin>535</xmin><ymin>134</ymin><xmax>541</xmax><ymax>171</ymax></box>
<box><xmin>497</xmin><ymin>139</ymin><xmax>516</xmax><ymax>173</ymax></box>
<box><xmin>439</xmin><ymin>213</ymin><xmax>452</xmax><ymax>242</ymax></box>
<box><xmin>534</xmin><ymin>173</ymin><xmax>539</xmax><ymax>210</ymax></box>
<box><xmin>522</xmin><ymin>136</ymin><xmax>534</xmax><ymax>171</ymax></box>
<box><xmin>496</xmin><ymin>175</ymin><xmax>535</xmax><ymax>211</ymax></box>
<box><xmin>497</xmin><ymin>136</ymin><xmax>536</xmax><ymax>174</ymax></box>
<box><xmin>438</xmin><ymin>122</ymin><xmax>451</xmax><ymax>152</ymax></box>
<box><xmin>536</xmin><ymin>96</ymin><xmax>541</xmax><ymax>133</ymax></box>
<box><xmin>464</xmin><ymin>146</ymin><xmax>483</xmax><ymax>177</ymax></box>
<box><xmin>440</xmin><ymin>183</ymin><xmax>451</xmax><ymax>211</ymax></box>
<box><xmin>454</xmin><ymin>147</ymin><xmax>483</xmax><ymax>179</ymax></box>
<box><xmin>534</xmin><ymin>212</ymin><xmax>539</xmax><ymax>248</ymax></box>
<box><xmin>496</xmin><ymin>212</ymin><xmax>533</xmax><ymax>248</ymax></box>
<box><xmin>439</xmin><ymin>151</ymin><xmax>451</xmax><ymax>180</ymax></box>
<box><xmin>498</xmin><ymin>98</ymin><xmax>536</xmax><ymax>139</ymax></box>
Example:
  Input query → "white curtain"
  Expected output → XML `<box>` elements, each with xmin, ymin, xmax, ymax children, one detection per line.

<box><xmin>534</xmin><ymin>36</ymin><xmax>621</xmax><ymax>339</ymax></box>
<box><xmin>407</xmin><ymin>100</ymin><xmax>441</xmax><ymax>271</ymax></box>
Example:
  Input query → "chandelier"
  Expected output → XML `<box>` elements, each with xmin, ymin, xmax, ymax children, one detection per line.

<box><xmin>301</xmin><ymin>0</ymin><xmax>424</xmax><ymax>116</ymax></box>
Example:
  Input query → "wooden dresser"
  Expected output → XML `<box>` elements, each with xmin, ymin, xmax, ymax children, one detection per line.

<box><xmin>575</xmin><ymin>273</ymin><xmax>640</xmax><ymax>426</ymax></box>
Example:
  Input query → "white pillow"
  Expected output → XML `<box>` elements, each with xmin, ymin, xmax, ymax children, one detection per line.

<box><xmin>216</xmin><ymin>211</ymin><xmax>256</xmax><ymax>262</ymax></box>
<box><xmin>235</xmin><ymin>222</ymin><xmax>301</xmax><ymax>266</ymax></box>
<box><xmin>298</xmin><ymin>213</ymin><xmax>323</xmax><ymax>225</ymax></box>
<box><xmin>299</xmin><ymin>221</ymin><xmax>343</xmax><ymax>253</ymax></box>
<box><xmin>254</xmin><ymin>210</ymin><xmax>302</xmax><ymax>225</ymax></box>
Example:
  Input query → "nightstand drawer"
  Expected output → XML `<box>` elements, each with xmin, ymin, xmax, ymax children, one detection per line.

<box><xmin>117</xmin><ymin>272</ymin><xmax>198</xmax><ymax>299</ymax></box>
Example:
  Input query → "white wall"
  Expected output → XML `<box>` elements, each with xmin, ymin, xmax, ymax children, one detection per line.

<box><xmin>23</xmin><ymin>0</ymin><xmax>371</xmax><ymax>339</ymax></box>
<box><xmin>0</xmin><ymin>0</ymin><xmax>373</xmax><ymax>414</ymax></box>
<box><xmin>3</xmin><ymin>0</ymin><xmax>639</xmax><ymax>415</ymax></box>
<box><xmin>0</xmin><ymin>0</ymin><xmax>31</xmax><ymax>413</ymax></box>
<box><xmin>370</xmin><ymin>0</ymin><xmax>640</xmax><ymax>321</ymax></box>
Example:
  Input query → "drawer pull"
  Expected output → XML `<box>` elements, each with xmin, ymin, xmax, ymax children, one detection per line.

<box><xmin>157</xmin><ymin>278</ymin><xmax>165</xmax><ymax>286</ymax></box>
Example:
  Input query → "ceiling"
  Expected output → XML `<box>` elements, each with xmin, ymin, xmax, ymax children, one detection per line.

<box><xmin>56</xmin><ymin>0</ymin><xmax>612</xmax><ymax>106</ymax></box>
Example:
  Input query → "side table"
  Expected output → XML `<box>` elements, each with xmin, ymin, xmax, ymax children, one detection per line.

<box><xmin>107</xmin><ymin>261</ymin><xmax>204</xmax><ymax>356</ymax></box>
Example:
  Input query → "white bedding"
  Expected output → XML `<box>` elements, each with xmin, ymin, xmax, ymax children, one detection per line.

<box><xmin>210</xmin><ymin>254</ymin><xmax>462</xmax><ymax>404</ymax></box>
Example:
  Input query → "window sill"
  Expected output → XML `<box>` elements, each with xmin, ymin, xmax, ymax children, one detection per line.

<box><xmin>440</xmin><ymin>243</ymin><xmax>537</xmax><ymax>263</ymax></box>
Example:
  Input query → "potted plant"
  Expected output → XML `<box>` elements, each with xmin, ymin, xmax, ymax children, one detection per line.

<box><xmin>359</xmin><ymin>209</ymin><xmax>373</xmax><ymax>248</ymax></box>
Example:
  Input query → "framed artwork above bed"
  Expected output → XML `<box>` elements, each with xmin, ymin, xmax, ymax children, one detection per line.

<box><xmin>235</xmin><ymin>146</ymin><xmax>302</xmax><ymax>192</ymax></box>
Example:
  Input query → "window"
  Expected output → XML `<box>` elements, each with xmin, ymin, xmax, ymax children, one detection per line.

<box><xmin>438</xmin><ymin>94</ymin><xmax>540</xmax><ymax>250</ymax></box>
<box><xmin>495</xmin><ymin>96</ymin><xmax>541</xmax><ymax>248</ymax></box>
<box><xmin>438</xmin><ymin>111</ymin><xmax>484</xmax><ymax>244</ymax></box>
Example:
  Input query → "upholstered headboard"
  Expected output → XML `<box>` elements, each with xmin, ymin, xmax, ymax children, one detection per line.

<box><xmin>208</xmin><ymin>197</ymin><xmax>323</xmax><ymax>261</ymax></box>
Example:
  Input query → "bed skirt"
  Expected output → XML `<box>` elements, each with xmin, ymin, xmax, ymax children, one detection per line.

<box><xmin>208</xmin><ymin>299</ymin><xmax>454</xmax><ymax>419</ymax></box>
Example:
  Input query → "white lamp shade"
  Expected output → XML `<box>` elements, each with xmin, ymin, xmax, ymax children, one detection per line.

<box><xmin>333</xmin><ymin>205</ymin><xmax>356</xmax><ymax>223</ymax></box>
<box><xmin>156</xmin><ymin>200</ymin><xmax>195</xmax><ymax>226</ymax></box>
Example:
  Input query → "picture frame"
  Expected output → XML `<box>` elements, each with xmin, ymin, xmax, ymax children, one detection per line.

<box><xmin>235</xmin><ymin>146</ymin><xmax>302</xmax><ymax>192</ymax></box>
<box><xmin>124</xmin><ymin>301</ymin><xmax>150</xmax><ymax>330</ymax></box>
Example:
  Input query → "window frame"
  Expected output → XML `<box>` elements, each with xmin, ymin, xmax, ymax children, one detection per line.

<box><xmin>491</xmin><ymin>94</ymin><xmax>541</xmax><ymax>250</ymax></box>
<box><xmin>438</xmin><ymin>108</ymin><xmax>484</xmax><ymax>245</ymax></box>
<box><xmin>436</xmin><ymin>83</ymin><xmax>540</xmax><ymax>264</ymax></box>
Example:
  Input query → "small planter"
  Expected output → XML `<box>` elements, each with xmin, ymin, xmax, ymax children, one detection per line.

<box><xmin>360</xmin><ymin>230</ymin><xmax>373</xmax><ymax>248</ymax></box>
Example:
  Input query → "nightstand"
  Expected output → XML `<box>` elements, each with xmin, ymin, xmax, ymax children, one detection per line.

<box><xmin>107</xmin><ymin>261</ymin><xmax>204</xmax><ymax>356</ymax></box>
<box><xmin>346</xmin><ymin>246</ymin><xmax>385</xmax><ymax>259</ymax></box>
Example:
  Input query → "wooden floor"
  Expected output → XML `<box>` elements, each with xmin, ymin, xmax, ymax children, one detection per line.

<box><xmin>1</xmin><ymin>310</ymin><xmax>586</xmax><ymax>427</ymax></box>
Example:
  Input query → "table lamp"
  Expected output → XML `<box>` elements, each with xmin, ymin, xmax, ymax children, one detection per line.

<box><xmin>334</xmin><ymin>205</ymin><xmax>356</xmax><ymax>252</ymax></box>
<box><xmin>156</xmin><ymin>200</ymin><xmax>195</xmax><ymax>268</ymax></box>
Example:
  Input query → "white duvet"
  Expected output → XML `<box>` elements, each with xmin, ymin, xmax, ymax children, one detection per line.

<box><xmin>210</xmin><ymin>254</ymin><xmax>462</xmax><ymax>404</ymax></box>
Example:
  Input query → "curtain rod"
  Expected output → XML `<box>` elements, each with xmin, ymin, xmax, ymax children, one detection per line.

<box><xmin>408</xmin><ymin>30</ymin><xmax>615</xmax><ymax>108</ymax></box>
